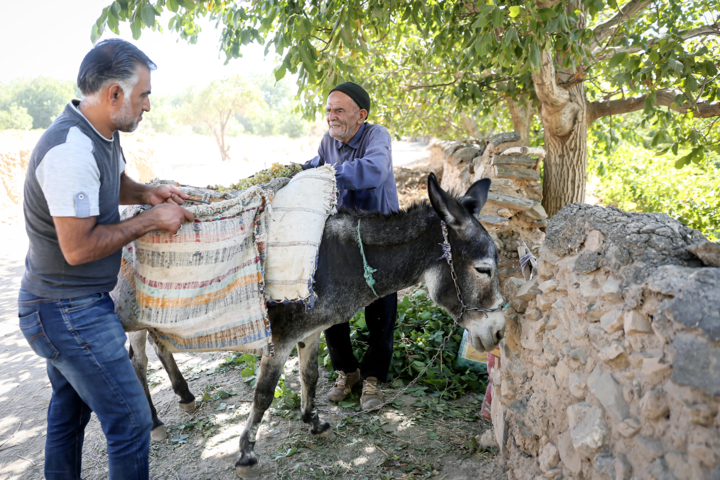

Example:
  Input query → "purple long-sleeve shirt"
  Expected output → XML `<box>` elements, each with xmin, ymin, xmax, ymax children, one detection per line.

<box><xmin>304</xmin><ymin>123</ymin><xmax>399</xmax><ymax>215</ymax></box>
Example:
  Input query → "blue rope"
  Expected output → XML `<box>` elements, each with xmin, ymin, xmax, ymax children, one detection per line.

<box><xmin>357</xmin><ymin>218</ymin><xmax>379</xmax><ymax>298</ymax></box>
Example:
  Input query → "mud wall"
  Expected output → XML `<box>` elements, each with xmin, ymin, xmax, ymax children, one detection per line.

<box><xmin>493</xmin><ymin>203</ymin><xmax>720</xmax><ymax>480</ymax></box>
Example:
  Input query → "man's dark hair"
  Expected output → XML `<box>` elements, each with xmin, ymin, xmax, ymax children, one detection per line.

<box><xmin>77</xmin><ymin>39</ymin><xmax>156</xmax><ymax>95</ymax></box>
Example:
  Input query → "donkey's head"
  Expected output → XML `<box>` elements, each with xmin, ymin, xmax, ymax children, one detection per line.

<box><xmin>424</xmin><ymin>173</ymin><xmax>505</xmax><ymax>352</ymax></box>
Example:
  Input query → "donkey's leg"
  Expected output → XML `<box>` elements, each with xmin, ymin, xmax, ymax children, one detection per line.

<box><xmin>147</xmin><ymin>335</ymin><xmax>196</xmax><ymax>413</ymax></box>
<box><xmin>236</xmin><ymin>347</ymin><xmax>291</xmax><ymax>479</ymax></box>
<box><xmin>297</xmin><ymin>332</ymin><xmax>332</xmax><ymax>437</ymax></box>
<box><xmin>128</xmin><ymin>331</ymin><xmax>166</xmax><ymax>441</ymax></box>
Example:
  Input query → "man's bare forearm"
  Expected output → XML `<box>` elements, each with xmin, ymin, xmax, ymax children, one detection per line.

<box><xmin>55</xmin><ymin>211</ymin><xmax>158</xmax><ymax>266</ymax></box>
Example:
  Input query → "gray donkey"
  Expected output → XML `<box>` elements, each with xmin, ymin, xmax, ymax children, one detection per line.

<box><xmin>127</xmin><ymin>173</ymin><xmax>506</xmax><ymax>478</ymax></box>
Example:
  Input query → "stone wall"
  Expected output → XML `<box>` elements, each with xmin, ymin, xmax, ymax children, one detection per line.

<box><xmin>492</xmin><ymin>203</ymin><xmax>720</xmax><ymax>480</ymax></box>
<box><xmin>428</xmin><ymin>132</ymin><xmax>547</xmax><ymax>285</ymax></box>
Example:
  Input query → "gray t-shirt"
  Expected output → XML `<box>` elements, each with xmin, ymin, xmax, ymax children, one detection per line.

<box><xmin>22</xmin><ymin>100</ymin><xmax>126</xmax><ymax>299</ymax></box>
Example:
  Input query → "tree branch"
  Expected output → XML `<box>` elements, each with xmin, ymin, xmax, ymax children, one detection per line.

<box><xmin>531</xmin><ymin>50</ymin><xmax>570</xmax><ymax>110</ymax></box>
<box><xmin>588</xmin><ymin>88</ymin><xmax>720</xmax><ymax>123</ymax></box>
<box><xmin>594</xmin><ymin>24</ymin><xmax>720</xmax><ymax>60</ymax></box>
<box><xmin>590</xmin><ymin>0</ymin><xmax>653</xmax><ymax>50</ymax></box>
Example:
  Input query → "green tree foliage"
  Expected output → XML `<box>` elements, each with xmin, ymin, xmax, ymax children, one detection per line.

<box><xmin>179</xmin><ymin>75</ymin><xmax>263</xmax><ymax>161</ymax></box>
<box><xmin>1</xmin><ymin>77</ymin><xmax>77</xmax><ymax>129</ymax></box>
<box><xmin>96</xmin><ymin>0</ymin><xmax>719</xmax><ymax>215</ymax></box>
<box><xmin>589</xmin><ymin>143</ymin><xmax>720</xmax><ymax>242</ymax></box>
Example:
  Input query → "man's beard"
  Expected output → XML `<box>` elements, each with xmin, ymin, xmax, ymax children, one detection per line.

<box><xmin>111</xmin><ymin>98</ymin><xmax>141</xmax><ymax>133</ymax></box>
<box><xmin>328</xmin><ymin>122</ymin><xmax>349</xmax><ymax>141</ymax></box>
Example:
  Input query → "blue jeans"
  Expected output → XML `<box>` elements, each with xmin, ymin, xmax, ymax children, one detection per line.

<box><xmin>18</xmin><ymin>289</ymin><xmax>152</xmax><ymax>480</ymax></box>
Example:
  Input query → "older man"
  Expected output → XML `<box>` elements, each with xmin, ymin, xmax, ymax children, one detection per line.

<box><xmin>19</xmin><ymin>39</ymin><xmax>193</xmax><ymax>480</ymax></box>
<box><xmin>304</xmin><ymin>82</ymin><xmax>399</xmax><ymax>410</ymax></box>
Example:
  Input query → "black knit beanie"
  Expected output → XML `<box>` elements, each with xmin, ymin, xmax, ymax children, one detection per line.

<box><xmin>329</xmin><ymin>81</ymin><xmax>371</xmax><ymax>114</ymax></box>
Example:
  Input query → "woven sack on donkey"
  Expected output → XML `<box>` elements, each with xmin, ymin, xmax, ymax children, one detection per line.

<box><xmin>264</xmin><ymin>165</ymin><xmax>338</xmax><ymax>307</ymax></box>
<box><xmin>111</xmin><ymin>178</ymin><xmax>287</xmax><ymax>355</ymax></box>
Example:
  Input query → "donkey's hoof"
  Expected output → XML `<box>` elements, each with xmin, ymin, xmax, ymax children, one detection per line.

<box><xmin>235</xmin><ymin>465</ymin><xmax>260</xmax><ymax>479</ymax></box>
<box><xmin>150</xmin><ymin>425</ymin><xmax>167</xmax><ymax>441</ymax></box>
<box><xmin>179</xmin><ymin>399</ymin><xmax>196</xmax><ymax>413</ymax></box>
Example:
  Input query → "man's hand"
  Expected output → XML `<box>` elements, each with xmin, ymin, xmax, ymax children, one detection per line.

<box><xmin>53</xmin><ymin>205</ymin><xmax>195</xmax><ymax>266</ymax></box>
<box><xmin>147</xmin><ymin>184</ymin><xmax>189</xmax><ymax>206</ymax></box>
<box><xmin>145</xmin><ymin>203</ymin><xmax>195</xmax><ymax>234</ymax></box>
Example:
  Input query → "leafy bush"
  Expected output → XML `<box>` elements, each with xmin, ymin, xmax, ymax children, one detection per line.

<box><xmin>589</xmin><ymin>144</ymin><xmax>720</xmax><ymax>242</ymax></box>
<box><xmin>0</xmin><ymin>77</ymin><xmax>77</xmax><ymax>129</ymax></box>
<box><xmin>0</xmin><ymin>104</ymin><xmax>33</xmax><ymax>130</ymax></box>
<box><xmin>319</xmin><ymin>288</ymin><xmax>487</xmax><ymax>399</ymax></box>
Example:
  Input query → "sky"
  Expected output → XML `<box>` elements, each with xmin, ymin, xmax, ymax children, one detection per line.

<box><xmin>0</xmin><ymin>0</ymin><xmax>276</xmax><ymax>94</ymax></box>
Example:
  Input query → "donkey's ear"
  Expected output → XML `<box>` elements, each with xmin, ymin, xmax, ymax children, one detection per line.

<box><xmin>459</xmin><ymin>178</ymin><xmax>491</xmax><ymax>217</ymax></box>
<box><xmin>428</xmin><ymin>172</ymin><xmax>471</xmax><ymax>228</ymax></box>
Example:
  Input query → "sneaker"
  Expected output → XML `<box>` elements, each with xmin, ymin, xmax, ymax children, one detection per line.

<box><xmin>360</xmin><ymin>377</ymin><xmax>383</xmax><ymax>411</ymax></box>
<box><xmin>326</xmin><ymin>368</ymin><xmax>361</xmax><ymax>402</ymax></box>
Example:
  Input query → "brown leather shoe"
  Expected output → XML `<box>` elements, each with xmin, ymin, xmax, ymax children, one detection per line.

<box><xmin>326</xmin><ymin>368</ymin><xmax>361</xmax><ymax>402</ymax></box>
<box><xmin>360</xmin><ymin>377</ymin><xmax>383</xmax><ymax>411</ymax></box>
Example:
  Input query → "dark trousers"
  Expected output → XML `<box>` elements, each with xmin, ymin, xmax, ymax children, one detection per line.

<box><xmin>324</xmin><ymin>293</ymin><xmax>398</xmax><ymax>382</ymax></box>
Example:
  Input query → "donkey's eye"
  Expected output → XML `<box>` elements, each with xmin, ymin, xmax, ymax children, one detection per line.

<box><xmin>475</xmin><ymin>267</ymin><xmax>492</xmax><ymax>277</ymax></box>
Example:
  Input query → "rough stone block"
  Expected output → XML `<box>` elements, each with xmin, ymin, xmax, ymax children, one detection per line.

<box><xmin>649</xmin><ymin>457</ymin><xmax>677</xmax><ymax>480</ymax></box>
<box><xmin>684</xmin><ymin>403</ymin><xmax>718</xmax><ymax>426</ymax></box>
<box><xmin>568</xmin><ymin>402</ymin><xmax>609</xmax><ymax>458</ymax></box>
<box><xmin>601</xmin><ymin>279</ymin><xmax>622</xmax><ymax>303</ymax></box>
<box><xmin>538</xmin><ymin>442</ymin><xmax>560</xmax><ymax>472</ymax></box>
<box><xmin>624</xmin><ymin>310</ymin><xmax>652</xmax><ymax>335</ymax></box>
<box><xmin>497</xmin><ymin>208</ymin><xmax>513</xmax><ymax>217</ymax></box>
<box><xmin>642</xmin><ymin>357</ymin><xmax>673</xmax><ymax>386</ymax></box>
<box><xmin>583</xmin><ymin>230</ymin><xmax>605</xmax><ymax>252</ymax></box>
<box><xmin>494</xmin><ymin>164</ymin><xmax>541</xmax><ymax>181</ymax></box>
<box><xmin>486</xmin><ymin>192</ymin><xmax>534</xmax><ymax>210</ymax></box>
<box><xmin>671</xmin><ymin>333</ymin><xmax>720</xmax><ymax>397</ymax></box>
<box><xmin>538</xmin><ymin>280</ymin><xmax>558</xmax><ymax>293</ymax></box>
<box><xmin>616</xmin><ymin>417</ymin><xmax>641</xmax><ymax>438</ymax></box>
<box><xmin>451</xmin><ymin>146</ymin><xmax>480</xmax><ymax>166</ymax></box>
<box><xmin>593</xmin><ymin>452</ymin><xmax>615</xmax><ymax>480</ymax></box>
<box><xmin>599</xmin><ymin>341</ymin><xmax>626</xmax><ymax>362</ymax></box>
<box><xmin>492</xmin><ymin>154</ymin><xmax>537</xmax><ymax>167</ymax></box>
<box><xmin>557</xmin><ymin>429</ymin><xmax>582</xmax><ymax>475</ymax></box>
<box><xmin>616</xmin><ymin>454</ymin><xmax>633</xmax><ymax>480</ymax></box>
<box><xmin>478</xmin><ymin>214</ymin><xmax>510</xmax><ymax>226</ymax></box>
<box><xmin>574</xmin><ymin>251</ymin><xmax>602</xmax><ymax>274</ymax></box>
<box><xmin>516</xmin><ymin>278</ymin><xmax>541</xmax><ymax>301</ymax></box>
<box><xmin>569</xmin><ymin>372</ymin><xmax>586</xmax><ymax>398</ymax></box>
<box><xmin>587</xmin><ymin>366</ymin><xmax>630</xmax><ymax>424</ymax></box>
<box><xmin>536</xmin><ymin>294</ymin><xmax>553</xmax><ymax>312</ymax></box>
<box><xmin>687</xmin><ymin>427</ymin><xmax>720</xmax><ymax>467</ymax></box>
<box><xmin>600</xmin><ymin>308</ymin><xmax>624</xmax><ymax>334</ymax></box>
<box><xmin>520</xmin><ymin>315</ymin><xmax>545</xmax><ymax>351</ymax></box>
<box><xmin>526</xmin><ymin>202</ymin><xmax>548</xmax><ymax>220</ymax></box>
<box><xmin>641</xmin><ymin>388</ymin><xmax>670</xmax><ymax>420</ymax></box>
<box><xmin>686</xmin><ymin>241</ymin><xmax>720</xmax><ymax>267</ymax></box>
<box><xmin>636</xmin><ymin>436</ymin><xmax>664</xmax><ymax>462</ymax></box>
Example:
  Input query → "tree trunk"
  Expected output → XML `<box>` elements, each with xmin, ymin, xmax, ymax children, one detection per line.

<box><xmin>532</xmin><ymin>51</ymin><xmax>589</xmax><ymax>217</ymax></box>
<box><xmin>539</xmin><ymin>86</ymin><xmax>588</xmax><ymax>217</ymax></box>
<box><xmin>506</xmin><ymin>97</ymin><xmax>534</xmax><ymax>147</ymax></box>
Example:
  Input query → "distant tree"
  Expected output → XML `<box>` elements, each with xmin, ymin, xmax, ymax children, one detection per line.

<box><xmin>181</xmin><ymin>76</ymin><xmax>263</xmax><ymax>161</ymax></box>
<box><xmin>7</xmin><ymin>77</ymin><xmax>77</xmax><ymax>129</ymax></box>
<box><xmin>0</xmin><ymin>104</ymin><xmax>33</xmax><ymax>130</ymax></box>
<box><xmin>236</xmin><ymin>74</ymin><xmax>310</xmax><ymax>138</ymax></box>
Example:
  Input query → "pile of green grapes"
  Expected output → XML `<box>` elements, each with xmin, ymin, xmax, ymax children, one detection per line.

<box><xmin>210</xmin><ymin>162</ymin><xmax>304</xmax><ymax>192</ymax></box>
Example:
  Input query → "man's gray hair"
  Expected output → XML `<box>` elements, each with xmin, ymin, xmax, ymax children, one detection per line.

<box><xmin>77</xmin><ymin>39</ymin><xmax>156</xmax><ymax>102</ymax></box>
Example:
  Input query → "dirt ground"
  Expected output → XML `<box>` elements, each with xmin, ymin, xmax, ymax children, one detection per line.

<box><xmin>0</xmin><ymin>138</ymin><xmax>505</xmax><ymax>479</ymax></box>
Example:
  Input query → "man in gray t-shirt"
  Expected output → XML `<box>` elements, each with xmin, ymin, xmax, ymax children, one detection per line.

<box><xmin>18</xmin><ymin>39</ymin><xmax>193</xmax><ymax>480</ymax></box>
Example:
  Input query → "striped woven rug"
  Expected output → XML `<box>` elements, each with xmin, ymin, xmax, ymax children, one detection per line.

<box><xmin>112</xmin><ymin>180</ymin><xmax>286</xmax><ymax>355</ymax></box>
